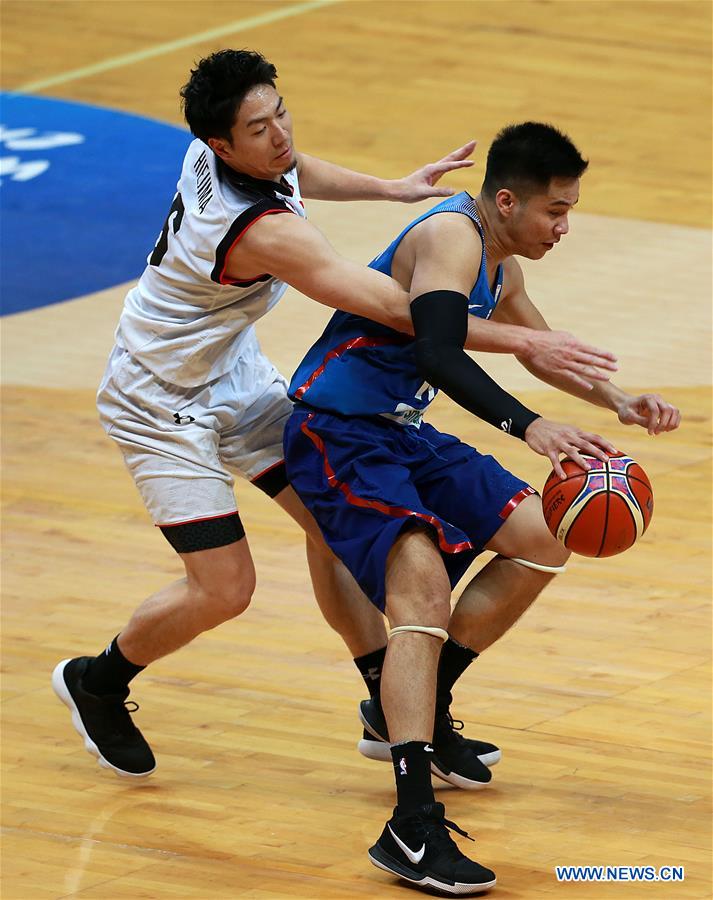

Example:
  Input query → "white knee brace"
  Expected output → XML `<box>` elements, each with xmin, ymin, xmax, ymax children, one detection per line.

<box><xmin>389</xmin><ymin>625</ymin><xmax>449</xmax><ymax>642</ymax></box>
<box><xmin>501</xmin><ymin>555</ymin><xmax>567</xmax><ymax>574</ymax></box>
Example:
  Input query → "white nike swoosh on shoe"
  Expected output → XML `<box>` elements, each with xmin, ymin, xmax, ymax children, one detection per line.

<box><xmin>388</xmin><ymin>824</ymin><xmax>426</xmax><ymax>864</ymax></box>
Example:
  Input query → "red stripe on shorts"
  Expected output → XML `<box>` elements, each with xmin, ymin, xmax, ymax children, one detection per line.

<box><xmin>300</xmin><ymin>414</ymin><xmax>473</xmax><ymax>555</ymax></box>
<box><xmin>250</xmin><ymin>458</ymin><xmax>285</xmax><ymax>482</ymax></box>
<box><xmin>499</xmin><ymin>486</ymin><xmax>536</xmax><ymax>519</ymax></box>
<box><xmin>156</xmin><ymin>511</ymin><xmax>239</xmax><ymax>528</ymax></box>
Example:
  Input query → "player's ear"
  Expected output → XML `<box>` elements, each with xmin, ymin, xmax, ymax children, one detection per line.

<box><xmin>495</xmin><ymin>189</ymin><xmax>517</xmax><ymax>218</ymax></box>
<box><xmin>208</xmin><ymin>136</ymin><xmax>230</xmax><ymax>161</ymax></box>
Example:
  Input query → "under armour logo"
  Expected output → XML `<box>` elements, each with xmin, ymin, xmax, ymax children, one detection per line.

<box><xmin>173</xmin><ymin>413</ymin><xmax>196</xmax><ymax>425</ymax></box>
<box><xmin>365</xmin><ymin>667</ymin><xmax>381</xmax><ymax>681</ymax></box>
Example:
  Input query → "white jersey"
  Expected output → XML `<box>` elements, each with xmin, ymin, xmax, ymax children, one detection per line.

<box><xmin>116</xmin><ymin>139</ymin><xmax>306</xmax><ymax>387</ymax></box>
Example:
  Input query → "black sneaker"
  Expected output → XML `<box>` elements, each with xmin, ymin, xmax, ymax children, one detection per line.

<box><xmin>52</xmin><ymin>657</ymin><xmax>156</xmax><ymax>777</ymax></box>
<box><xmin>431</xmin><ymin>712</ymin><xmax>495</xmax><ymax>790</ymax></box>
<box><xmin>369</xmin><ymin>802</ymin><xmax>496</xmax><ymax>894</ymax></box>
<box><xmin>358</xmin><ymin>699</ymin><xmax>499</xmax><ymax>789</ymax></box>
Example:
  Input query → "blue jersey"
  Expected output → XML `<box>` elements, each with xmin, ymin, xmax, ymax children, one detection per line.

<box><xmin>288</xmin><ymin>192</ymin><xmax>503</xmax><ymax>425</ymax></box>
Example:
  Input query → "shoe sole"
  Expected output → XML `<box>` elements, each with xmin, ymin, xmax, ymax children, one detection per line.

<box><xmin>52</xmin><ymin>659</ymin><xmax>155</xmax><ymax>778</ymax></box>
<box><xmin>368</xmin><ymin>843</ymin><xmax>497</xmax><ymax>895</ymax></box>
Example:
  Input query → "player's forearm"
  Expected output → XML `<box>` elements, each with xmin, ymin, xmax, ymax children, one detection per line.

<box><xmin>464</xmin><ymin>317</ymin><xmax>533</xmax><ymax>354</ymax></box>
<box><xmin>520</xmin><ymin>357</ymin><xmax>628</xmax><ymax>411</ymax></box>
<box><xmin>412</xmin><ymin>291</ymin><xmax>540</xmax><ymax>439</ymax></box>
<box><xmin>297</xmin><ymin>153</ymin><xmax>401</xmax><ymax>202</ymax></box>
<box><xmin>304</xmin><ymin>262</ymin><xmax>414</xmax><ymax>333</ymax></box>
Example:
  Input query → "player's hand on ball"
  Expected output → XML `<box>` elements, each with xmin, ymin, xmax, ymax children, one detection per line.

<box><xmin>394</xmin><ymin>141</ymin><xmax>477</xmax><ymax>202</ymax></box>
<box><xmin>524</xmin><ymin>418</ymin><xmax>617</xmax><ymax>479</ymax></box>
<box><xmin>522</xmin><ymin>329</ymin><xmax>618</xmax><ymax>390</ymax></box>
<box><xmin>617</xmin><ymin>393</ymin><xmax>681</xmax><ymax>435</ymax></box>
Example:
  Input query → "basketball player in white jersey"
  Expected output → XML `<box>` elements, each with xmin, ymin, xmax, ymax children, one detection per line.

<box><xmin>51</xmin><ymin>50</ymin><xmax>619</xmax><ymax>779</ymax></box>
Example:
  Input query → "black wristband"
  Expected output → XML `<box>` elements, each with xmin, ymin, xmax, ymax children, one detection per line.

<box><xmin>410</xmin><ymin>290</ymin><xmax>540</xmax><ymax>440</ymax></box>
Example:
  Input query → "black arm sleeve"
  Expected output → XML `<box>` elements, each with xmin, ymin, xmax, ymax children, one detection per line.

<box><xmin>410</xmin><ymin>290</ymin><xmax>540</xmax><ymax>440</ymax></box>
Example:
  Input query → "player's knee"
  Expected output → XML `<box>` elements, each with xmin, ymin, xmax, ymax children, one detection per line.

<box><xmin>421</xmin><ymin>593</ymin><xmax>451</xmax><ymax>629</ymax></box>
<box><xmin>194</xmin><ymin>570</ymin><xmax>256</xmax><ymax>626</ymax></box>
<box><xmin>493</xmin><ymin>495</ymin><xmax>570</xmax><ymax>570</ymax></box>
<box><xmin>509</xmin><ymin>541</ymin><xmax>570</xmax><ymax>575</ymax></box>
<box><xmin>529</xmin><ymin>530</ymin><xmax>570</xmax><ymax>569</ymax></box>
<box><xmin>388</xmin><ymin>590</ymin><xmax>451</xmax><ymax>632</ymax></box>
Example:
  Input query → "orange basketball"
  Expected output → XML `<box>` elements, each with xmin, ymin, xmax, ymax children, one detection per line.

<box><xmin>542</xmin><ymin>452</ymin><xmax>654</xmax><ymax>557</ymax></box>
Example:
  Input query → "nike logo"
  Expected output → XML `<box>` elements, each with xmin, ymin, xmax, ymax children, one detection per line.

<box><xmin>388</xmin><ymin>824</ymin><xmax>426</xmax><ymax>864</ymax></box>
<box><xmin>424</xmin><ymin>744</ymin><xmax>434</xmax><ymax>753</ymax></box>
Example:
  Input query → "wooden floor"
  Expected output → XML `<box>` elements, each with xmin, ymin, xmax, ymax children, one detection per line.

<box><xmin>1</xmin><ymin>2</ymin><xmax>711</xmax><ymax>898</ymax></box>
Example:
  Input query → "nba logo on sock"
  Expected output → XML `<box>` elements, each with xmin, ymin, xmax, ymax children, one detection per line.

<box><xmin>399</xmin><ymin>757</ymin><xmax>407</xmax><ymax>775</ymax></box>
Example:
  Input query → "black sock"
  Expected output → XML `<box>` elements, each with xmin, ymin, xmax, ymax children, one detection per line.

<box><xmin>436</xmin><ymin>637</ymin><xmax>478</xmax><ymax>717</ymax></box>
<box><xmin>391</xmin><ymin>741</ymin><xmax>435</xmax><ymax>815</ymax></box>
<box><xmin>82</xmin><ymin>636</ymin><xmax>145</xmax><ymax>696</ymax></box>
<box><xmin>354</xmin><ymin>646</ymin><xmax>386</xmax><ymax>700</ymax></box>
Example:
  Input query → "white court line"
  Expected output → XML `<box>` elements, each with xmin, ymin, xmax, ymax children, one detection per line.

<box><xmin>15</xmin><ymin>0</ymin><xmax>342</xmax><ymax>94</ymax></box>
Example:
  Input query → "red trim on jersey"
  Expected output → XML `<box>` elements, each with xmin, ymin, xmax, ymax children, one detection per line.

<box><xmin>300</xmin><ymin>414</ymin><xmax>473</xmax><ymax>555</ymax></box>
<box><xmin>220</xmin><ymin>208</ymin><xmax>290</xmax><ymax>285</ymax></box>
<box><xmin>156</xmin><ymin>511</ymin><xmax>239</xmax><ymax>528</ymax></box>
<box><xmin>294</xmin><ymin>335</ymin><xmax>411</xmax><ymax>400</ymax></box>
<box><xmin>498</xmin><ymin>486</ymin><xmax>536</xmax><ymax>519</ymax></box>
<box><xmin>250</xmin><ymin>458</ymin><xmax>285</xmax><ymax>482</ymax></box>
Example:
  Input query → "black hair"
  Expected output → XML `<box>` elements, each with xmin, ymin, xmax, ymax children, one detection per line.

<box><xmin>180</xmin><ymin>49</ymin><xmax>277</xmax><ymax>143</ymax></box>
<box><xmin>482</xmin><ymin>122</ymin><xmax>588</xmax><ymax>199</ymax></box>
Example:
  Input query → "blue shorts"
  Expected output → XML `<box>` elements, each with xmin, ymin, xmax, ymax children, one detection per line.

<box><xmin>284</xmin><ymin>408</ymin><xmax>533</xmax><ymax>611</ymax></box>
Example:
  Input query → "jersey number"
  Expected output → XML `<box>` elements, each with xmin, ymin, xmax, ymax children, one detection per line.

<box><xmin>149</xmin><ymin>192</ymin><xmax>185</xmax><ymax>267</ymax></box>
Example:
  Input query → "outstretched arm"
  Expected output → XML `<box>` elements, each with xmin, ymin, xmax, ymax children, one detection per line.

<box><xmin>226</xmin><ymin>211</ymin><xmax>620</xmax><ymax>428</ymax></box>
<box><xmin>226</xmin><ymin>212</ymin><xmax>414</xmax><ymax>332</ymax></box>
<box><xmin>495</xmin><ymin>258</ymin><xmax>681</xmax><ymax>435</ymax></box>
<box><xmin>295</xmin><ymin>142</ymin><xmax>476</xmax><ymax>202</ymax></box>
<box><xmin>463</xmin><ymin>316</ymin><xmax>617</xmax><ymax>390</ymax></box>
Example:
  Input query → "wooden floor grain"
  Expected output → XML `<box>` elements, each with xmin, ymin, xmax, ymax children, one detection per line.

<box><xmin>1</xmin><ymin>1</ymin><xmax>711</xmax><ymax>897</ymax></box>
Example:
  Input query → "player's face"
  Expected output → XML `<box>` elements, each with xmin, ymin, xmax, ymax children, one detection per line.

<box><xmin>510</xmin><ymin>177</ymin><xmax>580</xmax><ymax>259</ymax></box>
<box><xmin>209</xmin><ymin>84</ymin><xmax>296</xmax><ymax>180</ymax></box>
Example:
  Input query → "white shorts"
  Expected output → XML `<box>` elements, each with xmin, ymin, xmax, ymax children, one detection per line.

<box><xmin>97</xmin><ymin>334</ymin><xmax>291</xmax><ymax>525</ymax></box>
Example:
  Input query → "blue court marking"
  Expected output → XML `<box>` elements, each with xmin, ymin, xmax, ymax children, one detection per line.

<box><xmin>0</xmin><ymin>93</ymin><xmax>191</xmax><ymax>315</ymax></box>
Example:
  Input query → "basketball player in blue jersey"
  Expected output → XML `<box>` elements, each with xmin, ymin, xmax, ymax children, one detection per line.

<box><xmin>51</xmin><ymin>51</ymin><xmax>620</xmax><ymax>787</ymax></box>
<box><xmin>284</xmin><ymin>123</ymin><xmax>680</xmax><ymax>893</ymax></box>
